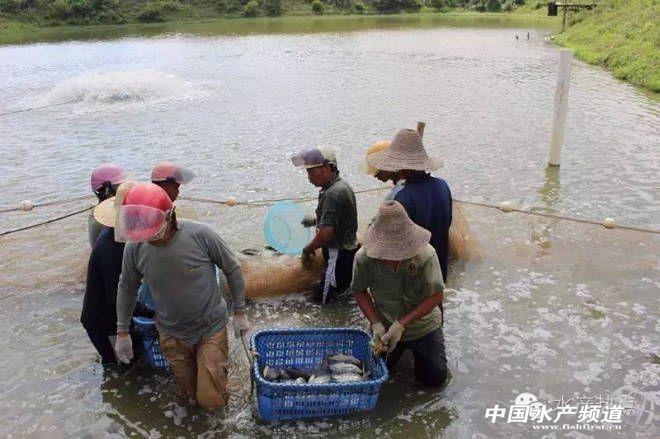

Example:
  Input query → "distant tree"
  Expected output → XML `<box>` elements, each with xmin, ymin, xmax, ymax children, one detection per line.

<box><xmin>311</xmin><ymin>0</ymin><xmax>323</xmax><ymax>14</ymax></box>
<box><xmin>262</xmin><ymin>0</ymin><xmax>282</xmax><ymax>16</ymax></box>
<box><xmin>243</xmin><ymin>0</ymin><xmax>259</xmax><ymax>16</ymax></box>
<box><xmin>373</xmin><ymin>0</ymin><xmax>422</xmax><ymax>13</ymax></box>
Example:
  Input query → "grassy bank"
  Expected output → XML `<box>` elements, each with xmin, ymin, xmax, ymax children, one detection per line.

<box><xmin>0</xmin><ymin>0</ymin><xmax>543</xmax><ymax>27</ymax></box>
<box><xmin>555</xmin><ymin>0</ymin><xmax>659</xmax><ymax>92</ymax></box>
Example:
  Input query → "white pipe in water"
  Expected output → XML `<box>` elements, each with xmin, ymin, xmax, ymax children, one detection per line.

<box><xmin>548</xmin><ymin>49</ymin><xmax>573</xmax><ymax>167</ymax></box>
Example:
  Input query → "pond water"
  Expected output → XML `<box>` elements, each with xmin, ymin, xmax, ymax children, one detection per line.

<box><xmin>0</xmin><ymin>15</ymin><xmax>658</xmax><ymax>438</ymax></box>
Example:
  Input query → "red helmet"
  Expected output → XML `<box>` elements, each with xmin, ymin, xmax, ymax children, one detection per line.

<box><xmin>123</xmin><ymin>183</ymin><xmax>173</xmax><ymax>211</ymax></box>
<box><xmin>118</xmin><ymin>183</ymin><xmax>173</xmax><ymax>242</ymax></box>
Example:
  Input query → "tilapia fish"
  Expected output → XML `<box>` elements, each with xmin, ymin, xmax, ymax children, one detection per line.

<box><xmin>262</xmin><ymin>366</ymin><xmax>311</xmax><ymax>382</ymax></box>
<box><xmin>329</xmin><ymin>362</ymin><xmax>363</xmax><ymax>375</ymax></box>
<box><xmin>327</xmin><ymin>354</ymin><xmax>362</xmax><ymax>367</ymax></box>
<box><xmin>261</xmin><ymin>353</ymin><xmax>371</xmax><ymax>385</ymax></box>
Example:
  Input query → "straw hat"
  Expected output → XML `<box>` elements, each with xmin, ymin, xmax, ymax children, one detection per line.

<box><xmin>363</xmin><ymin>201</ymin><xmax>431</xmax><ymax>261</ymax></box>
<box><xmin>366</xmin><ymin>129</ymin><xmax>441</xmax><ymax>172</ymax></box>
<box><xmin>92</xmin><ymin>181</ymin><xmax>136</xmax><ymax>228</ymax></box>
<box><xmin>361</xmin><ymin>140</ymin><xmax>390</xmax><ymax>175</ymax></box>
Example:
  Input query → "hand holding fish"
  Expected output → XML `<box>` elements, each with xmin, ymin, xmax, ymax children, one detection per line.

<box><xmin>381</xmin><ymin>321</ymin><xmax>405</xmax><ymax>353</ymax></box>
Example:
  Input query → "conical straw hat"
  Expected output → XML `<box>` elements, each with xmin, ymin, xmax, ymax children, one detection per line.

<box><xmin>366</xmin><ymin>128</ymin><xmax>441</xmax><ymax>172</ymax></box>
<box><xmin>93</xmin><ymin>181</ymin><xmax>136</xmax><ymax>228</ymax></box>
<box><xmin>363</xmin><ymin>201</ymin><xmax>431</xmax><ymax>261</ymax></box>
<box><xmin>361</xmin><ymin>140</ymin><xmax>390</xmax><ymax>175</ymax></box>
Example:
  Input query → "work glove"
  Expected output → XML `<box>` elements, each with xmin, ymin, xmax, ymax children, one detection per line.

<box><xmin>370</xmin><ymin>322</ymin><xmax>386</xmax><ymax>342</ymax></box>
<box><xmin>381</xmin><ymin>321</ymin><xmax>405</xmax><ymax>353</ymax></box>
<box><xmin>115</xmin><ymin>333</ymin><xmax>134</xmax><ymax>364</ymax></box>
<box><xmin>301</xmin><ymin>213</ymin><xmax>317</xmax><ymax>228</ymax></box>
<box><xmin>232</xmin><ymin>313</ymin><xmax>250</xmax><ymax>338</ymax></box>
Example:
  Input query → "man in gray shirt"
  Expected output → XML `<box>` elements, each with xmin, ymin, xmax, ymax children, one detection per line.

<box><xmin>292</xmin><ymin>146</ymin><xmax>358</xmax><ymax>304</ymax></box>
<box><xmin>114</xmin><ymin>183</ymin><xmax>249</xmax><ymax>410</ymax></box>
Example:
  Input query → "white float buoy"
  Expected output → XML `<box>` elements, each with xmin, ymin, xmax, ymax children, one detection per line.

<box><xmin>603</xmin><ymin>217</ymin><xmax>617</xmax><ymax>229</ymax></box>
<box><xmin>499</xmin><ymin>201</ymin><xmax>514</xmax><ymax>212</ymax></box>
<box><xmin>19</xmin><ymin>200</ymin><xmax>34</xmax><ymax>211</ymax></box>
<box><xmin>226</xmin><ymin>196</ymin><xmax>238</xmax><ymax>207</ymax></box>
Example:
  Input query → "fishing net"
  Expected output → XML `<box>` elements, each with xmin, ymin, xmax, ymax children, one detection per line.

<box><xmin>231</xmin><ymin>249</ymin><xmax>325</xmax><ymax>299</ymax></box>
<box><xmin>0</xmin><ymin>189</ymin><xmax>479</xmax><ymax>297</ymax></box>
<box><xmin>449</xmin><ymin>201</ymin><xmax>482</xmax><ymax>261</ymax></box>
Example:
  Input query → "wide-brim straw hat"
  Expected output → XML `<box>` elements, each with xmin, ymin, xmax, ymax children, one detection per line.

<box><xmin>366</xmin><ymin>128</ymin><xmax>441</xmax><ymax>172</ymax></box>
<box><xmin>92</xmin><ymin>181</ymin><xmax>136</xmax><ymax>228</ymax></box>
<box><xmin>361</xmin><ymin>140</ymin><xmax>390</xmax><ymax>175</ymax></box>
<box><xmin>363</xmin><ymin>200</ymin><xmax>431</xmax><ymax>261</ymax></box>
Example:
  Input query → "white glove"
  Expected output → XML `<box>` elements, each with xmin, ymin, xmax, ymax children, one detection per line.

<box><xmin>115</xmin><ymin>333</ymin><xmax>134</xmax><ymax>364</ymax></box>
<box><xmin>301</xmin><ymin>213</ymin><xmax>317</xmax><ymax>228</ymax></box>
<box><xmin>232</xmin><ymin>313</ymin><xmax>250</xmax><ymax>338</ymax></box>
<box><xmin>370</xmin><ymin>322</ymin><xmax>386</xmax><ymax>341</ymax></box>
<box><xmin>381</xmin><ymin>321</ymin><xmax>405</xmax><ymax>353</ymax></box>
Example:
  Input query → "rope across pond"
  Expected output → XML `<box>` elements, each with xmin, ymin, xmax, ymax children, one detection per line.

<box><xmin>1</xmin><ymin>186</ymin><xmax>658</xmax><ymax>237</ymax></box>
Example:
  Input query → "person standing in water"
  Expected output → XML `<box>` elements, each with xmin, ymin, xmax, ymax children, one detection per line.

<box><xmin>81</xmin><ymin>182</ymin><xmax>154</xmax><ymax>364</ymax></box>
<box><xmin>115</xmin><ymin>183</ymin><xmax>249</xmax><ymax>410</ymax></box>
<box><xmin>88</xmin><ymin>164</ymin><xmax>128</xmax><ymax>246</ymax></box>
<box><xmin>350</xmin><ymin>201</ymin><xmax>448</xmax><ymax>387</ymax></box>
<box><xmin>292</xmin><ymin>146</ymin><xmax>359</xmax><ymax>304</ymax></box>
<box><xmin>366</xmin><ymin>128</ymin><xmax>452</xmax><ymax>282</ymax></box>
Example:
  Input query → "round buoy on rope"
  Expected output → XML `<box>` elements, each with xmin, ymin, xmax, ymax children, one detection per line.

<box><xmin>226</xmin><ymin>196</ymin><xmax>238</xmax><ymax>207</ymax></box>
<box><xmin>499</xmin><ymin>201</ymin><xmax>514</xmax><ymax>212</ymax></box>
<box><xmin>20</xmin><ymin>200</ymin><xmax>34</xmax><ymax>211</ymax></box>
<box><xmin>603</xmin><ymin>217</ymin><xmax>617</xmax><ymax>229</ymax></box>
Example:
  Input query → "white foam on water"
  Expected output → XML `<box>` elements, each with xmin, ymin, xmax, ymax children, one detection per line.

<box><xmin>38</xmin><ymin>70</ymin><xmax>195</xmax><ymax>107</ymax></box>
<box><xmin>572</xmin><ymin>361</ymin><xmax>605</xmax><ymax>385</ymax></box>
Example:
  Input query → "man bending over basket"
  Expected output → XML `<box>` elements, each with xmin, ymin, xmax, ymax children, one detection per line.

<box><xmin>349</xmin><ymin>201</ymin><xmax>448</xmax><ymax>387</ymax></box>
<box><xmin>114</xmin><ymin>183</ymin><xmax>250</xmax><ymax>410</ymax></box>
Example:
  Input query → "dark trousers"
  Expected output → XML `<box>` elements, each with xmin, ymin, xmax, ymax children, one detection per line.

<box><xmin>313</xmin><ymin>247</ymin><xmax>357</xmax><ymax>304</ymax></box>
<box><xmin>386</xmin><ymin>327</ymin><xmax>448</xmax><ymax>387</ymax></box>
<box><xmin>86</xmin><ymin>329</ymin><xmax>116</xmax><ymax>364</ymax></box>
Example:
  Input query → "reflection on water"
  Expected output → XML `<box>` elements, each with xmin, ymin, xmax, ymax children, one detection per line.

<box><xmin>1</xmin><ymin>14</ymin><xmax>559</xmax><ymax>46</ymax></box>
<box><xmin>0</xmin><ymin>19</ymin><xmax>658</xmax><ymax>438</ymax></box>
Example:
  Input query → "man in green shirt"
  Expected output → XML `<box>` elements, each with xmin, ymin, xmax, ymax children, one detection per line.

<box><xmin>349</xmin><ymin>200</ymin><xmax>448</xmax><ymax>387</ymax></box>
<box><xmin>292</xmin><ymin>146</ymin><xmax>358</xmax><ymax>304</ymax></box>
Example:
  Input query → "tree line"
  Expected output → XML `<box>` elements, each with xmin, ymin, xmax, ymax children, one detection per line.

<box><xmin>0</xmin><ymin>0</ymin><xmax>534</xmax><ymax>25</ymax></box>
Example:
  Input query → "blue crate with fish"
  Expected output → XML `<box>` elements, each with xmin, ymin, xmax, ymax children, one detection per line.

<box><xmin>132</xmin><ymin>316</ymin><xmax>169</xmax><ymax>370</ymax></box>
<box><xmin>251</xmin><ymin>327</ymin><xmax>388</xmax><ymax>421</ymax></box>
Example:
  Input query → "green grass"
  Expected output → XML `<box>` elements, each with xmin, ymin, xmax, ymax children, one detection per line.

<box><xmin>555</xmin><ymin>0</ymin><xmax>660</xmax><ymax>92</ymax></box>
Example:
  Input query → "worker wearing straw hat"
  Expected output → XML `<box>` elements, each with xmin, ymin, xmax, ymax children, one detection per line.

<box><xmin>366</xmin><ymin>128</ymin><xmax>452</xmax><ymax>282</ymax></box>
<box><xmin>350</xmin><ymin>201</ymin><xmax>448</xmax><ymax>387</ymax></box>
<box><xmin>292</xmin><ymin>146</ymin><xmax>359</xmax><ymax>304</ymax></box>
<box><xmin>81</xmin><ymin>181</ymin><xmax>154</xmax><ymax>365</ymax></box>
<box><xmin>362</xmin><ymin>140</ymin><xmax>405</xmax><ymax>200</ymax></box>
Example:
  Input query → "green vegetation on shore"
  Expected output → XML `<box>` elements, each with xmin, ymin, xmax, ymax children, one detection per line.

<box><xmin>0</xmin><ymin>0</ymin><xmax>540</xmax><ymax>27</ymax></box>
<box><xmin>555</xmin><ymin>0</ymin><xmax>659</xmax><ymax>92</ymax></box>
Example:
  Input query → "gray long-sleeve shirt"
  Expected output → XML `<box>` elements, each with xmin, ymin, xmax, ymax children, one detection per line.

<box><xmin>116</xmin><ymin>219</ymin><xmax>246</xmax><ymax>346</ymax></box>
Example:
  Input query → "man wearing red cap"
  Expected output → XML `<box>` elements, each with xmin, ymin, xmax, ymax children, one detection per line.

<box><xmin>151</xmin><ymin>161</ymin><xmax>194</xmax><ymax>202</ymax></box>
<box><xmin>114</xmin><ymin>183</ymin><xmax>249</xmax><ymax>410</ymax></box>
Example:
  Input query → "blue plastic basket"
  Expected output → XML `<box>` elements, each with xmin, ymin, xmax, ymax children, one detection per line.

<box><xmin>251</xmin><ymin>327</ymin><xmax>388</xmax><ymax>421</ymax></box>
<box><xmin>132</xmin><ymin>316</ymin><xmax>169</xmax><ymax>370</ymax></box>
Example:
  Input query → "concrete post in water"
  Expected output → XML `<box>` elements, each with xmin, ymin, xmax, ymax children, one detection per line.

<box><xmin>416</xmin><ymin>121</ymin><xmax>426</xmax><ymax>138</ymax></box>
<box><xmin>548</xmin><ymin>50</ymin><xmax>573</xmax><ymax>167</ymax></box>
